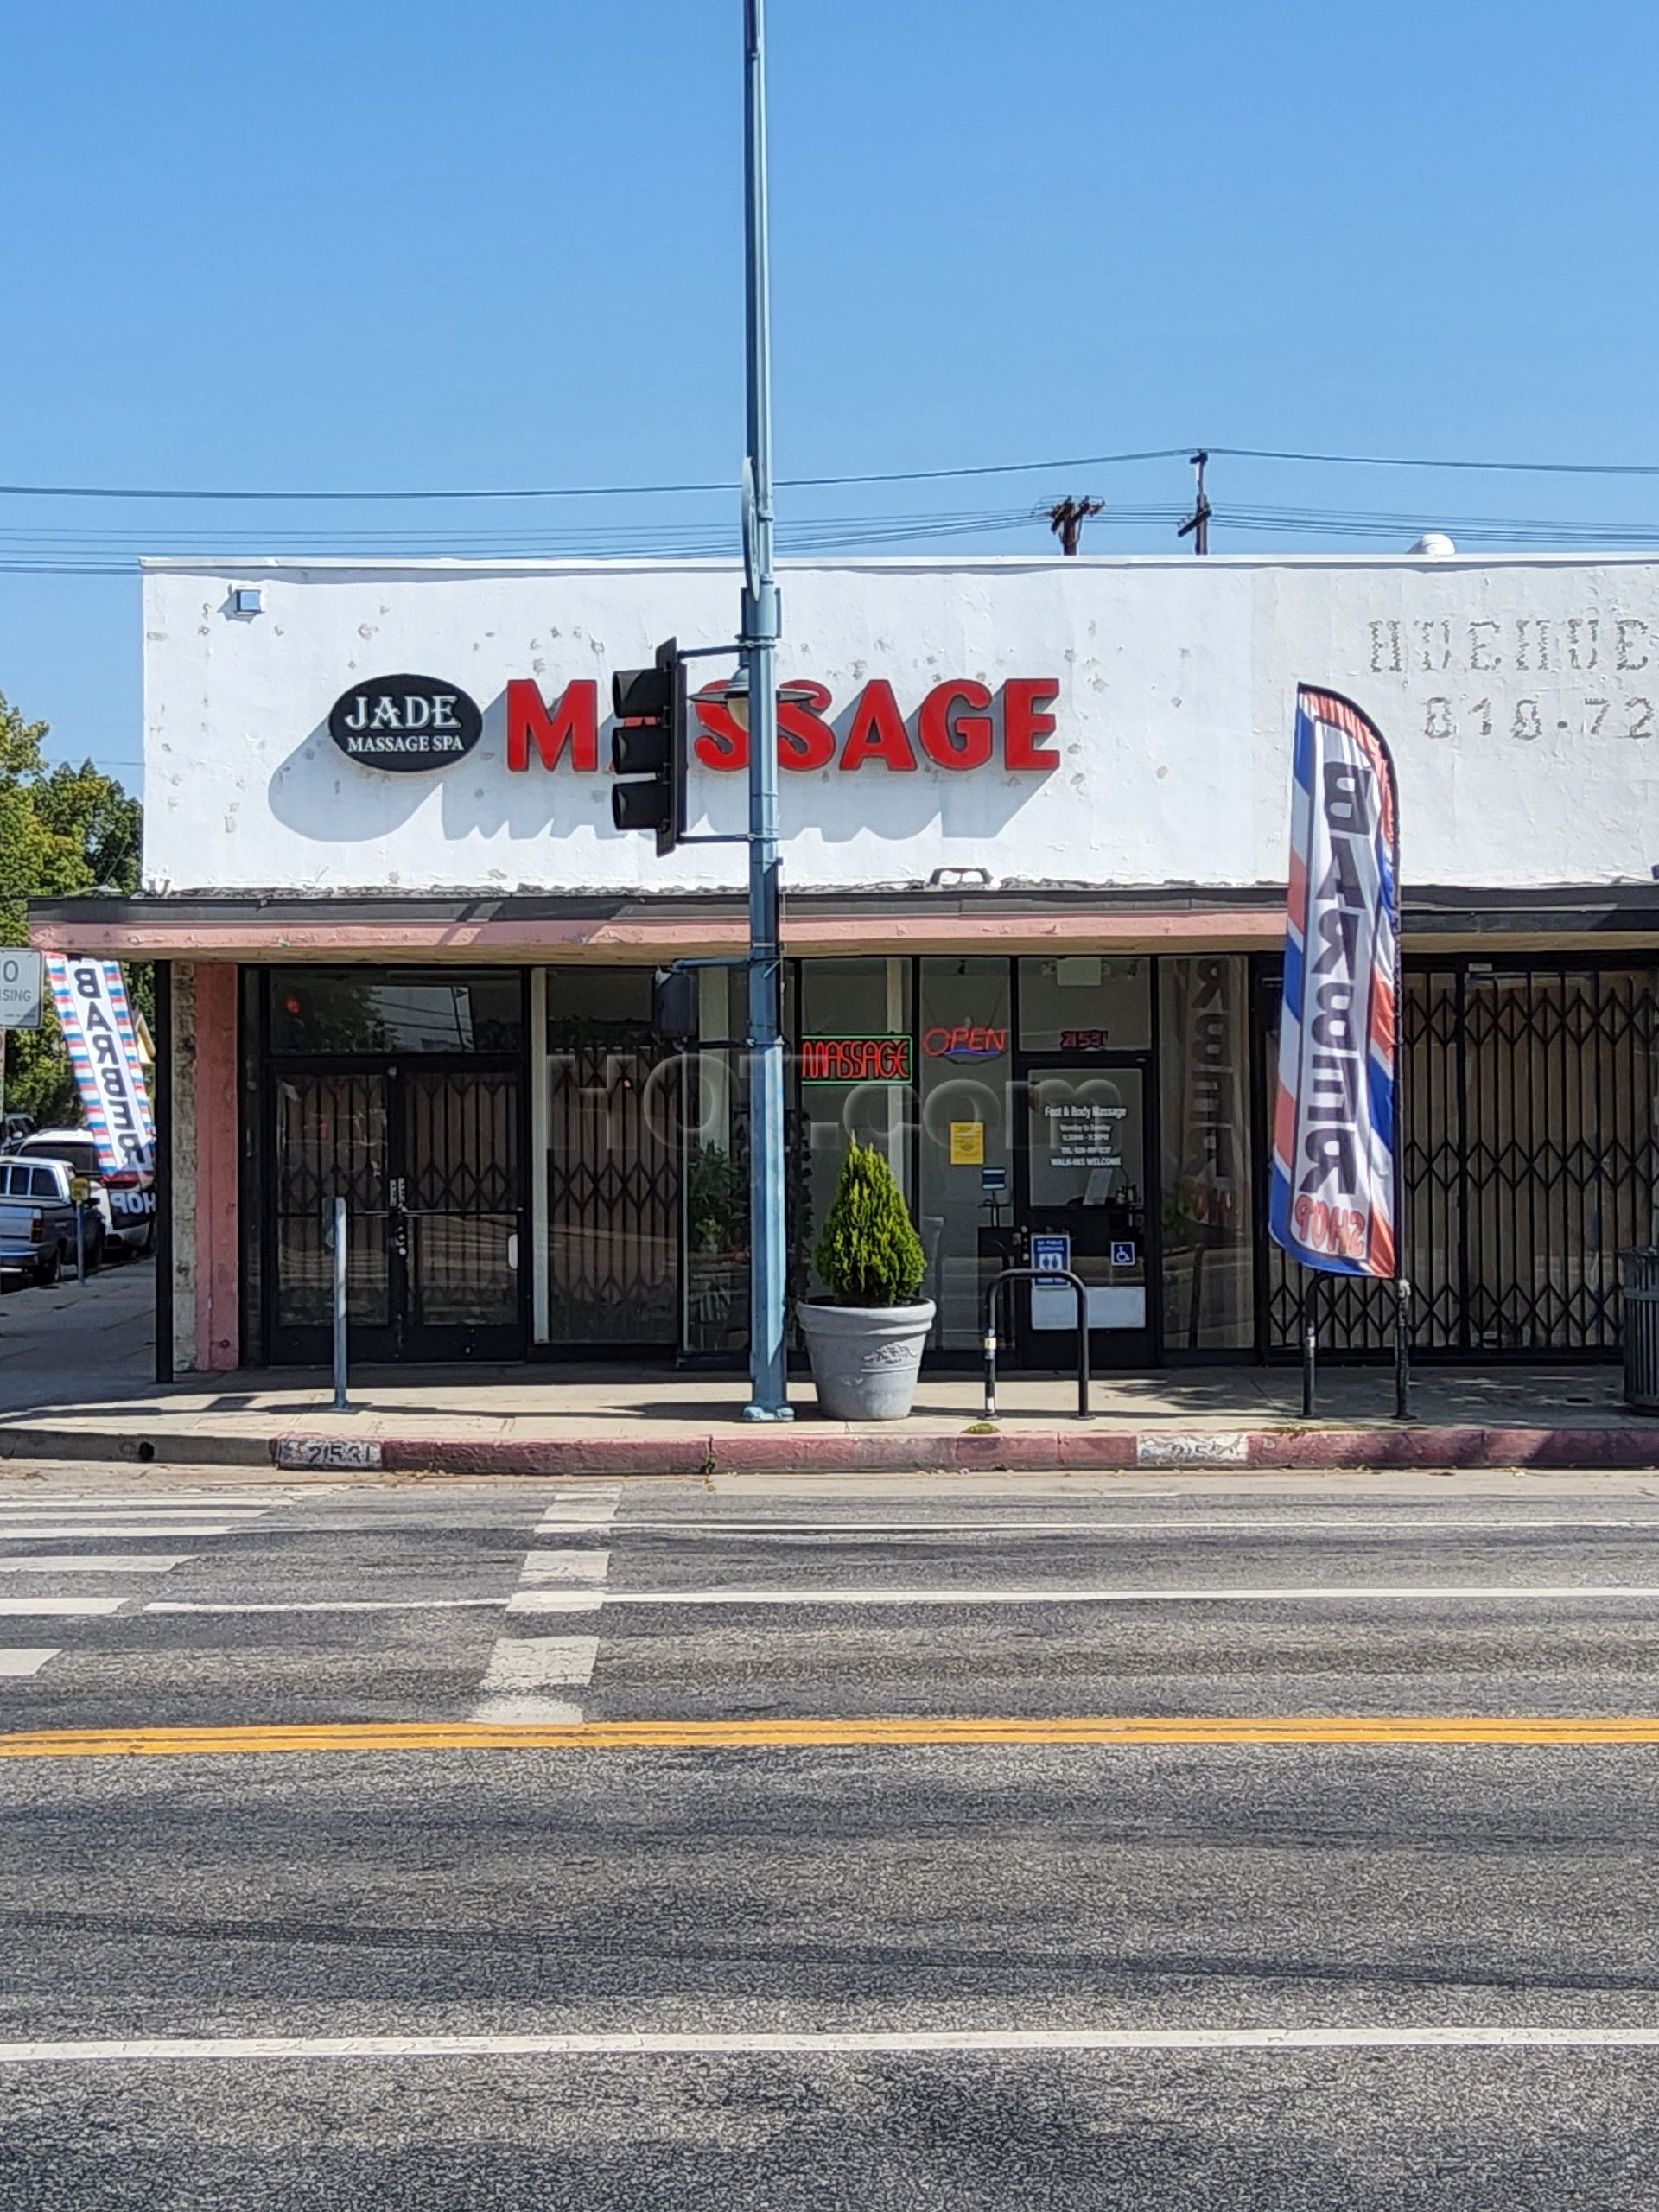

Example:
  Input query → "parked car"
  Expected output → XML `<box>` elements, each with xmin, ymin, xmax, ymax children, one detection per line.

<box><xmin>0</xmin><ymin>1159</ymin><xmax>99</xmax><ymax>1282</ymax></box>
<box><xmin>2</xmin><ymin>1131</ymin><xmax>138</xmax><ymax>1257</ymax></box>
<box><xmin>0</xmin><ymin>1196</ymin><xmax>54</xmax><ymax>1285</ymax></box>
<box><xmin>0</xmin><ymin>1154</ymin><xmax>91</xmax><ymax>1284</ymax></box>
<box><xmin>3</xmin><ymin>1141</ymin><xmax>115</xmax><ymax>1265</ymax></box>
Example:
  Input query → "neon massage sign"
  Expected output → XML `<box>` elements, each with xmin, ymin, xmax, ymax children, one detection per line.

<box><xmin>501</xmin><ymin>674</ymin><xmax>1063</xmax><ymax>776</ymax></box>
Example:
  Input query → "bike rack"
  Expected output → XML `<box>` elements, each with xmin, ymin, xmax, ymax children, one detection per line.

<box><xmin>982</xmin><ymin>1267</ymin><xmax>1091</xmax><ymax>1421</ymax></box>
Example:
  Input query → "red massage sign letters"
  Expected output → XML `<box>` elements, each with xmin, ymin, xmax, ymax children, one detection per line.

<box><xmin>504</xmin><ymin>675</ymin><xmax>1062</xmax><ymax>776</ymax></box>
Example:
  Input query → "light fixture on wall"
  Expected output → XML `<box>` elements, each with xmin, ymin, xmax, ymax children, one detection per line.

<box><xmin>229</xmin><ymin>587</ymin><xmax>264</xmax><ymax>617</ymax></box>
<box><xmin>704</xmin><ymin>668</ymin><xmax>821</xmax><ymax>729</ymax></box>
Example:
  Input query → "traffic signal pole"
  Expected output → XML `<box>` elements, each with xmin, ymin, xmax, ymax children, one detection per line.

<box><xmin>740</xmin><ymin>0</ymin><xmax>791</xmax><ymax>1421</ymax></box>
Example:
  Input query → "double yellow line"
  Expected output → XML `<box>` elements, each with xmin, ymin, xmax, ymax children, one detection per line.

<box><xmin>1</xmin><ymin>1716</ymin><xmax>1657</xmax><ymax>1760</ymax></box>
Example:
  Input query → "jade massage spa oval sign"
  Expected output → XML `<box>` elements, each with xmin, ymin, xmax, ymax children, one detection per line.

<box><xmin>328</xmin><ymin>675</ymin><xmax>483</xmax><ymax>772</ymax></box>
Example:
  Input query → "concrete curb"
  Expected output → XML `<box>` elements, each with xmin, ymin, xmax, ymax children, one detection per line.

<box><xmin>279</xmin><ymin>1422</ymin><xmax>1659</xmax><ymax>1477</ymax></box>
<box><xmin>0</xmin><ymin>1426</ymin><xmax>273</xmax><ymax>1469</ymax></box>
<box><xmin>3</xmin><ymin>1421</ymin><xmax>1658</xmax><ymax>1478</ymax></box>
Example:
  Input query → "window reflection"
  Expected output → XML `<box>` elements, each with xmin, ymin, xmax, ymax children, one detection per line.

<box><xmin>270</xmin><ymin>969</ymin><xmax>524</xmax><ymax>1054</ymax></box>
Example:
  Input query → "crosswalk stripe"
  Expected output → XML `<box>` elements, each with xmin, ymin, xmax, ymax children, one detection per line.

<box><xmin>0</xmin><ymin>1649</ymin><xmax>59</xmax><ymax>1678</ymax></box>
<box><xmin>480</xmin><ymin>1638</ymin><xmax>601</xmax><ymax>1690</ymax></box>
<box><xmin>0</xmin><ymin>1498</ymin><xmax>283</xmax><ymax>1512</ymax></box>
<box><xmin>473</xmin><ymin>1634</ymin><xmax>599</xmax><ymax>1723</ymax></box>
<box><xmin>0</xmin><ymin>1598</ymin><xmax>124</xmax><ymax>1618</ymax></box>
<box><xmin>475</xmin><ymin>1492</ymin><xmax>619</xmax><ymax>1723</ymax></box>
<box><xmin>0</xmin><ymin>1504</ymin><xmax>269</xmax><ymax>1517</ymax></box>
<box><xmin>469</xmin><ymin>1696</ymin><xmax>587</xmax><ymax>1723</ymax></box>
<box><xmin>147</xmin><ymin>1599</ymin><xmax>505</xmax><ymax>1615</ymax></box>
<box><xmin>518</xmin><ymin>1549</ymin><xmax>610</xmax><ymax>1584</ymax></box>
<box><xmin>0</xmin><ymin>1526</ymin><xmax>239</xmax><ymax>1541</ymax></box>
<box><xmin>0</xmin><ymin>1555</ymin><xmax>192</xmax><ymax>1574</ymax></box>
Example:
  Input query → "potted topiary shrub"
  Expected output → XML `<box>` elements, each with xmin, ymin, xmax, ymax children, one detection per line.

<box><xmin>798</xmin><ymin>1138</ymin><xmax>935</xmax><ymax>1421</ymax></box>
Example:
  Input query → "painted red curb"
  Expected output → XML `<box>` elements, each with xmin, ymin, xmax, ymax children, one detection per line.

<box><xmin>1246</xmin><ymin>1426</ymin><xmax>1659</xmax><ymax>1470</ymax></box>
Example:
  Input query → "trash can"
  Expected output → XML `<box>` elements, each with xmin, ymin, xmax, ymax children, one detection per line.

<box><xmin>1620</xmin><ymin>1249</ymin><xmax>1659</xmax><ymax>1409</ymax></box>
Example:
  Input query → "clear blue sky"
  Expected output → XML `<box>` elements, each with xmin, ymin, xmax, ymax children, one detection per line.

<box><xmin>3</xmin><ymin>0</ymin><xmax>1657</xmax><ymax>786</ymax></box>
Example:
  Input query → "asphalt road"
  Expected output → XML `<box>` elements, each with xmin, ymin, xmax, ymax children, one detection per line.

<box><xmin>1</xmin><ymin>1464</ymin><xmax>1657</xmax><ymax>2208</ymax></box>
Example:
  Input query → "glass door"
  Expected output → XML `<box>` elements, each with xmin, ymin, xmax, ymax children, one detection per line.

<box><xmin>1014</xmin><ymin>1061</ymin><xmax>1155</xmax><ymax>1367</ymax></box>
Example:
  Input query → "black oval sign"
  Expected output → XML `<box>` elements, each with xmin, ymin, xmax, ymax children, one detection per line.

<box><xmin>327</xmin><ymin>675</ymin><xmax>482</xmax><ymax>772</ymax></box>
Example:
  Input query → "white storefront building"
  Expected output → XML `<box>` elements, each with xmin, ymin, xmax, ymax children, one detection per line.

<box><xmin>32</xmin><ymin>552</ymin><xmax>1659</xmax><ymax>1376</ymax></box>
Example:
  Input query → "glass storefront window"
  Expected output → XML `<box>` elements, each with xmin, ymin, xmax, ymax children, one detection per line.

<box><xmin>918</xmin><ymin>957</ymin><xmax>1012</xmax><ymax>1346</ymax></box>
<box><xmin>545</xmin><ymin>966</ymin><xmax>652</xmax><ymax>1041</ymax></box>
<box><xmin>1159</xmin><ymin>956</ymin><xmax>1255</xmax><ymax>1349</ymax></box>
<box><xmin>1019</xmin><ymin>956</ymin><xmax>1150</xmax><ymax>1052</ymax></box>
<box><xmin>798</xmin><ymin>960</ymin><xmax>913</xmax><ymax>1301</ymax></box>
<box><xmin>270</xmin><ymin>969</ymin><xmax>524</xmax><ymax>1055</ymax></box>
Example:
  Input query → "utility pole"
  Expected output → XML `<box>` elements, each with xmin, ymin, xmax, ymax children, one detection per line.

<box><xmin>1045</xmin><ymin>496</ymin><xmax>1103</xmax><ymax>556</ymax></box>
<box><xmin>1177</xmin><ymin>450</ymin><xmax>1211</xmax><ymax>555</ymax></box>
<box><xmin>740</xmin><ymin>0</ymin><xmax>791</xmax><ymax>1421</ymax></box>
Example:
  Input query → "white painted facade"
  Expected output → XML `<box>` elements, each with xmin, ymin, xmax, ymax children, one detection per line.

<box><xmin>140</xmin><ymin>555</ymin><xmax>1659</xmax><ymax>897</ymax></box>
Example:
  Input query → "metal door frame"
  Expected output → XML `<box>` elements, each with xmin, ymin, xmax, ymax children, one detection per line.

<box><xmin>1251</xmin><ymin>952</ymin><xmax>1659</xmax><ymax>1362</ymax></box>
<box><xmin>1008</xmin><ymin>950</ymin><xmax>1159</xmax><ymax>1380</ymax></box>
<box><xmin>259</xmin><ymin>970</ymin><xmax>531</xmax><ymax>1368</ymax></box>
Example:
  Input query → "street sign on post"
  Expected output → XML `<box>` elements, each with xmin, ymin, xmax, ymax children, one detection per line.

<box><xmin>0</xmin><ymin>950</ymin><xmax>44</xmax><ymax>1032</ymax></box>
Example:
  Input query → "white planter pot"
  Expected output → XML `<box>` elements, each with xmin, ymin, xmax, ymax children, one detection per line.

<box><xmin>798</xmin><ymin>1300</ymin><xmax>936</xmax><ymax>1421</ymax></box>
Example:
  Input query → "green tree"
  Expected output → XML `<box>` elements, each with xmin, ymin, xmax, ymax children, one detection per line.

<box><xmin>0</xmin><ymin>689</ymin><xmax>143</xmax><ymax>1127</ymax></box>
<box><xmin>812</xmin><ymin>1137</ymin><xmax>926</xmax><ymax>1307</ymax></box>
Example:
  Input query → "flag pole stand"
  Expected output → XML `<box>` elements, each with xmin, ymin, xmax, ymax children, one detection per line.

<box><xmin>1300</xmin><ymin>1274</ymin><xmax>1317</xmax><ymax>1420</ymax></box>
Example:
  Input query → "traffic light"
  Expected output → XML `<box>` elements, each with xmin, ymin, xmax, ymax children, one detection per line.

<box><xmin>610</xmin><ymin>638</ymin><xmax>686</xmax><ymax>857</ymax></box>
<box><xmin>651</xmin><ymin>965</ymin><xmax>698</xmax><ymax>1042</ymax></box>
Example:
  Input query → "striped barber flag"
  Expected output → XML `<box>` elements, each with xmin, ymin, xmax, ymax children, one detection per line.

<box><xmin>1269</xmin><ymin>685</ymin><xmax>1401</xmax><ymax>1279</ymax></box>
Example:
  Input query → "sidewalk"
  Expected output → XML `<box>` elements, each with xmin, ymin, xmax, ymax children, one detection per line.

<box><xmin>1</xmin><ymin>1266</ymin><xmax>1655</xmax><ymax>1471</ymax></box>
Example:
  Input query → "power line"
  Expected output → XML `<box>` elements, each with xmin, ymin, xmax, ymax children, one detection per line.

<box><xmin>1212</xmin><ymin>444</ymin><xmax>1659</xmax><ymax>480</ymax></box>
<box><xmin>11</xmin><ymin>493</ymin><xmax>1659</xmax><ymax>577</ymax></box>
<box><xmin>9</xmin><ymin>439</ymin><xmax>1659</xmax><ymax>507</ymax></box>
<box><xmin>0</xmin><ymin>450</ymin><xmax>1189</xmax><ymax>506</ymax></box>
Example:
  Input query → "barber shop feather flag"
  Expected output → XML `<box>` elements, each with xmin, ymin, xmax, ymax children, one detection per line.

<box><xmin>1269</xmin><ymin>685</ymin><xmax>1400</xmax><ymax>1279</ymax></box>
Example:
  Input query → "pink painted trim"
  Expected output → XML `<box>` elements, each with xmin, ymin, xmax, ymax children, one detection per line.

<box><xmin>33</xmin><ymin>908</ymin><xmax>1284</xmax><ymax>958</ymax></box>
<box><xmin>192</xmin><ymin>965</ymin><xmax>240</xmax><ymax>1373</ymax></box>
